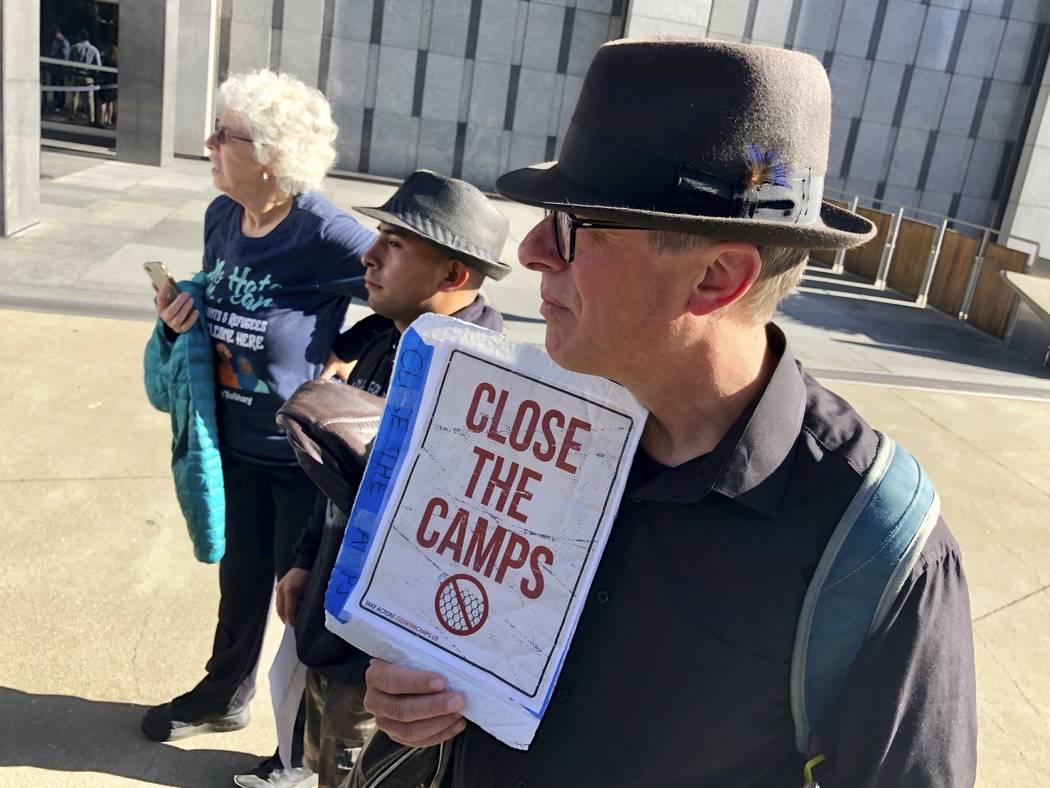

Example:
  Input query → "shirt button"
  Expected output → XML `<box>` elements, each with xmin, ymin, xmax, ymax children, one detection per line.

<box><xmin>596</xmin><ymin>590</ymin><xmax>610</xmax><ymax>605</ymax></box>
<box><xmin>629</xmin><ymin>496</ymin><xmax>642</xmax><ymax>503</ymax></box>
<box><xmin>513</xmin><ymin>781</ymin><xmax>528</xmax><ymax>788</ymax></box>
<box><xmin>556</xmin><ymin>687</ymin><xmax>570</xmax><ymax>701</ymax></box>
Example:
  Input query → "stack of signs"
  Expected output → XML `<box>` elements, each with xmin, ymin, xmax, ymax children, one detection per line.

<box><xmin>325</xmin><ymin>313</ymin><xmax>647</xmax><ymax>749</ymax></box>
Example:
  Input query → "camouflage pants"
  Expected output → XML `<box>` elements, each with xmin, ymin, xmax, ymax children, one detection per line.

<box><xmin>304</xmin><ymin>670</ymin><xmax>375</xmax><ymax>788</ymax></box>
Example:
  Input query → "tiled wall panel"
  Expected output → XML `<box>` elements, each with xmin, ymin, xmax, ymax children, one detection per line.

<box><xmin>915</xmin><ymin>6</ymin><xmax>962</xmax><ymax>71</ymax></box>
<box><xmin>420</xmin><ymin>54</ymin><xmax>465</xmax><ymax>122</ymax></box>
<box><xmin>749</xmin><ymin>0</ymin><xmax>792</xmax><ymax>46</ymax></box>
<box><xmin>218</xmin><ymin>0</ymin><xmax>1050</xmax><ymax>217</ymax></box>
<box><xmin>899</xmin><ymin>70</ymin><xmax>950</xmax><ymax>132</ymax></box>
<box><xmin>331</xmin><ymin>0</ymin><xmax>373</xmax><ymax>42</ymax></box>
<box><xmin>700</xmin><ymin>0</ymin><xmax>1050</xmax><ymax>230</ymax></box>
<box><xmin>874</xmin><ymin>2</ymin><xmax>925</xmax><ymax>65</ymax></box>
<box><xmin>221</xmin><ymin>0</ymin><xmax>623</xmax><ymax>189</ymax></box>
<box><xmin>794</xmin><ymin>0</ymin><xmax>841</xmax><ymax>52</ymax></box>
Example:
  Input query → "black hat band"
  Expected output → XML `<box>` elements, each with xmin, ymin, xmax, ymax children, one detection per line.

<box><xmin>557</xmin><ymin>123</ymin><xmax>824</xmax><ymax>225</ymax></box>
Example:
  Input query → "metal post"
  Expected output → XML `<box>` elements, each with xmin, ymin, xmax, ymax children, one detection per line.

<box><xmin>874</xmin><ymin>206</ymin><xmax>904</xmax><ymax>290</ymax></box>
<box><xmin>916</xmin><ymin>218</ymin><xmax>948</xmax><ymax>308</ymax></box>
<box><xmin>1002</xmin><ymin>247</ymin><xmax>1038</xmax><ymax>345</ymax></box>
<box><xmin>959</xmin><ymin>229</ymin><xmax>991</xmax><ymax>322</ymax></box>
<box><xmin>832</xmin><ymin>195</ymin><xmax>859</xmax><ymax>275</ymax></box>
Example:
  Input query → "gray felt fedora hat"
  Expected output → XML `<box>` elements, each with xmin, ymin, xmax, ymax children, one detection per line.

<box><xmin>354</xmin><ymin>170</ymin><xmax>513</xmax><ymax>280</ymax></box>
<box><xmin>496</xmin><ymin>37</ymin><xmax>876</xmax><ymax>250</ymax></box>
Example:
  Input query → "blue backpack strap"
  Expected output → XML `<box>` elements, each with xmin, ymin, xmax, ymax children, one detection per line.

<box><xmin>790</xmin><ymin>432</ymin><xmax>940</xmax><ymax>758</ymax></box>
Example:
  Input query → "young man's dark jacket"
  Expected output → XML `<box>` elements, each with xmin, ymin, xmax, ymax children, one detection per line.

<box><xmin>282</xmin><ymin>296</ymin><xmax>503</xmax><ymax>683</ymax></box>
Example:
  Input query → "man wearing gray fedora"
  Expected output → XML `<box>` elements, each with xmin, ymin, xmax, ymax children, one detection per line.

<box><xmin>240</xmin><ymin>170</ymin><xmax>509</xmax><ymax>788</ymax></box>
<box><xmin>360</xmin><ymin>39</ymin><xmax>977</xmax><ymax>787</ymax></box>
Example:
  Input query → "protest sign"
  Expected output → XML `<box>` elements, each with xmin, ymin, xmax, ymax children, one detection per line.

<box><xmin>325</xmin><ymin>313</ymin><xmax>647</xmax><ymax>749</ymax></box>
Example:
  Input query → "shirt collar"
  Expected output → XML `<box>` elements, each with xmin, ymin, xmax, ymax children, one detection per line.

<box><xmin>451</xmin><ymin>294</ymin><xmax>490</xmax><ymax>326</ymax></box>
<box><xmin>629</xmin><ymin>324</ymin><xmax>806</xmax><ymax>518</ymax></box>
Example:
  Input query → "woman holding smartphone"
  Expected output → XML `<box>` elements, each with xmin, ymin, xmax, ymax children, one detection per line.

<box><xmin>143</xmin><ymin>69</ymin><xmax>375</xmax><ymax>786</ymax></box>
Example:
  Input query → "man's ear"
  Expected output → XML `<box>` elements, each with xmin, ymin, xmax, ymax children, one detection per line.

<box><xmin>686</xmin><ymin>242</ymin><xmax>762</xmax><ymax>317</ymax></box>
<box><xmin>437</xmin><ymin>259</ymin><xmax>472</xmax><ymax>291</ymax></box>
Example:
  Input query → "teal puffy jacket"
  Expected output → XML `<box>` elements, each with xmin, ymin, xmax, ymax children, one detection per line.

<box><xmin>143</xmin><ymin>273</ymin><xmax>225</xmax><ymax>563</ymax></box>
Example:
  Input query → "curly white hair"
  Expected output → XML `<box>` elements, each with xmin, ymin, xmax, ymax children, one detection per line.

<box><xmin>219</xmin><ymin>70</ymin><xmax>338</xmax><ymax>195</ymax></box>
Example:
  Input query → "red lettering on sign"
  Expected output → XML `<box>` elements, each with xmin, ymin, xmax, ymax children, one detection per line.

<box><xmin>495</xmin><ymin>532</ymin><xmax>529</xmax><ymax>584</ymax></box>
<box><xmin>521</xmin><ymin>545</ymin><xmax>554</xmax><ymax>600</ymax></box>
<box><xmin>509</xmin><ymin>399</ymin><xmax>541</xmax><ymax>451</ymax></box>
<box><xmin>481</xmin><ymin>455</ymin><xmax>518</xmax><ymax>512</ymax></box>
<box><xmin>465</xmin><ymin>383</ymin><xmax>495</xmax><ymax>433</ymax></box>
<box><xmin>556</xmin><ymin>417</ymin><xmax>591</xmax><ymax>474</ymax></box>
<box><xmin>428</xmin><ymin>380</ymin><xmax>600</xmax><ymax>604</ymax></box>
<box><xmin>416</xmin><ymin>497</ymin><xmax>447</xmax><ymax>548</ymax></box>
<box><xmin>535</xmin><ymin>409</ymin><xmax>563</xmax><ymax>462</ymax></box>
<box><xmin>436</xmin><ymin>507</ymin><xmax>469</xmax><ymax>563</ymax></box>
<box><xmin>487</xmin><ymin>388</ymin><xmax>510</xmax><ymax>445</ymax></box>
<box><xmin>462</xmin><ymin>519</ymin><xmax>507</xmax><ymax>577</ymax></box>
<box><xmin>507</xmin><ymin>466</ymin><xmax>542</xmax><ymax>524</ymax></box>
<box><xmin>462</xmin><ymin>382</ymin><xmax>586</xmax><ymax>474</ymax></box>
<box><xmin>464</xmin><ymin>445</ymin><xmax>494</xmax><ymax>499</ymax></box>
<box><xmin>417</xmin><ymin>500</ymin><xmax>556</xmax><ymax>600</ymax></box>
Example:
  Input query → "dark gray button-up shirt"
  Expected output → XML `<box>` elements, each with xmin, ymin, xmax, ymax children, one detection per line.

<box><xmin>450</xmin><ymin>325</ymin><xmax>977</xmax><ymax>788</ymax></box>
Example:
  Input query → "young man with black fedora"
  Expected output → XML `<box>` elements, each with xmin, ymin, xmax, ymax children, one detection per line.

<box><xmin>237</xmin><ymin>170</ymin><xmax>510</xmax><ymax>788</ymax></box>
<box><xmin>359</xmin><ymin>38</ymin><xmax>978</xmax><ymax>787</ymax></box>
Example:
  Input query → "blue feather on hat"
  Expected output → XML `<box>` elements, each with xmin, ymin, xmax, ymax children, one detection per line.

<box><xmin>744</xmin><ymin>145</ymin><xmax>790</xmax><ymax>190</ymax></box>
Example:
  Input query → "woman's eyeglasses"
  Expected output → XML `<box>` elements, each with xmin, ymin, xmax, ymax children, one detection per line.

<box><xmin>213</xmin><ymin>120</ymin><xmax>253</xmax><ymax>145</ymax></box>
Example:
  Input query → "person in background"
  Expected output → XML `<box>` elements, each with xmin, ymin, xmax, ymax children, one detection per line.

<box><xmin>271</xmin><ymin>170</ymin><xmax>509</xmax><ymax>788</ymax></box>
<box><xmin>44</xmin><ymin>24</ymin><xmax>71</xmax><ymax>112</ymax></box>
<box><xmin>142</xmin><ymin>69</ymin><xmax>375</xmax><ymax>788</ymax></box>
<box><xmin>98</xmin><ymin>45</ymin><xmax>117</xmax><ymax>128</ymax></box>
<box><xmin>68</xmin><ymin>29</ymin><xmax>101</xmax><ymax>124</ymax></box>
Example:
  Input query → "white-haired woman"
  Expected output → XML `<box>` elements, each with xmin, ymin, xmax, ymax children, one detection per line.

<box><xmin>143</xmin><ymin>70</ymin><xmax>375</xmax><ymax>773</ymax></box>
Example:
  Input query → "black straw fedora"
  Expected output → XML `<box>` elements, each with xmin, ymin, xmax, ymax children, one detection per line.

<box><xmin>355</xmin><ymin>170</ymin><xmax>513</xmax><ymax>280</ymax></box>
<box><xmin>496</xmin><ymin>37</ymin><xmax>875</xmax><ymax>250</ymax></box>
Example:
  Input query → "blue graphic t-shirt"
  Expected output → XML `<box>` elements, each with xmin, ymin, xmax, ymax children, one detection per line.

<box><xmin>202</xmin><ymin>192</ymin><xmax>376</xmax><ymax>463</ymax></box>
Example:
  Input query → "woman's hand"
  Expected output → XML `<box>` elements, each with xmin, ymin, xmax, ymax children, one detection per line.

<box><xmin>364</xmin><ymin>660</ymin><xmax>467</xmax><ymax>747</ymax></box>
<box><xmin>275</xmin><ymin>567</ymin><xmax>311</xmax><ymax>628</ymax></box>
<box><xmin>156</xmin><ymin>281</ymin><xmax>199</xmax><ymax>334</ymax></box>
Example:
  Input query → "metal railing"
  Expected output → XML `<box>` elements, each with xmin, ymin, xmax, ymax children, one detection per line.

<box><xmin>40</xmin><ymin>56</ymin><xmax>118</xmax><ymax>75</ymax></box>
<box><xmin>823</xmin><ymin>187</ymin><xmax>1040</xmax><ymax>342</ymax></box>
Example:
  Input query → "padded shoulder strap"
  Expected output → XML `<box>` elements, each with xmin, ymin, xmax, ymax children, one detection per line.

<box><xmin>790</xmin><ymin>433</ymin><xmax>940</xmax><ymax>754</ymax></box>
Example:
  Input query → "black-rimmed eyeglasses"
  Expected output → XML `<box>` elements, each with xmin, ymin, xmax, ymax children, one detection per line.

<box><xmin>213</xmin><ymin>119</ymin><xmax>253</xmax><ymax>145</ymax></box>
<box><xmin>545</xmin><ymin>209</ymin><xmax>649</xmax><ymax>263</ymax></box>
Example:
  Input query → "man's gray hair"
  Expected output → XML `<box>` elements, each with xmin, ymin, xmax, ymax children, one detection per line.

<box><xmin>648</xmin><ymin>231</ymin><xmax>808</xmax><ymax>323</ymax></box>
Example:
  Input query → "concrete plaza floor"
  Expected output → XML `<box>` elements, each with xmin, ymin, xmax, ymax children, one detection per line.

<box><xmin>1</xmin><ymin>151</ymin><xmax>1049</xmax><ymax>786</ymax></box>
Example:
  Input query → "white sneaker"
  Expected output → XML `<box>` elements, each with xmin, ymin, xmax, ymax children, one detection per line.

<box><xmin>233</xmin><ymin>754</ymin><xmax>318</xmax><ymax>788</ymax></box>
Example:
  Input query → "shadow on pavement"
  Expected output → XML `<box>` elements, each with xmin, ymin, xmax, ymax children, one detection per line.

<box><xmin>0</xmin><ymin>687</ymin><xmax>261</xmax><ymax>787</ymax></box>
<box><xmin>801</xmin><ymin>269</ymin><xmax>919</xmax><ymax>304</ymax></box>
<box><xmin>784</xmin><ymin>265</ymin><xmax>1050</xmax><ymax>382</ymax></box>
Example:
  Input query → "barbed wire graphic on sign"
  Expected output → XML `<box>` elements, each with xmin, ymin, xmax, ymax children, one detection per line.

<box><xmin>435</xmin><ymin>574</ymin><xmax>489</xmax><ymax>636</ymax></box>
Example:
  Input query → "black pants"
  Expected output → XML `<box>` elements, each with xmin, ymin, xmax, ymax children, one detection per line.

<box><xmin>174</xmin><ymin>450</ymin><xmax>316</xmax><ymax>733</ymax></box>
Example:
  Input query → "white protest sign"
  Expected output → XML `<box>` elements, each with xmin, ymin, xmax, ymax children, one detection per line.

<box><xmin>325</xmin><ymin>314</ymin><xmax>647</xmax><ymax>749</ymax></box>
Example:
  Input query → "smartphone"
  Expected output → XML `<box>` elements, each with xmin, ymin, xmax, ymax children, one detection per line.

<box><xmin>143</xmin><ymin>261</ymin><xmax>179</xmax><ymax>293</ymax></box>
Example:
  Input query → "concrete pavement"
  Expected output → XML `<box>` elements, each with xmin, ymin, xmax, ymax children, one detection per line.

<box><xmin>1</xmin><ymin>151</ymin><xmax>1049</xmax><ymax>786</ymax></box>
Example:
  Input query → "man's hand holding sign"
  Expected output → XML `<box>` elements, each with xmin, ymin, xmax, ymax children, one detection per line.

<box><xmin>364</xmin><ymin>660</ymin><xmax>466</xmax><ymax>747</ymax></box>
